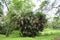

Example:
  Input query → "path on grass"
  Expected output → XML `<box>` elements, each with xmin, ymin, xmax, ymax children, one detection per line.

<box><xmin>52</xmin><ymin>37</ymin><xmax>60</xmax><ymax>40</ymax></box>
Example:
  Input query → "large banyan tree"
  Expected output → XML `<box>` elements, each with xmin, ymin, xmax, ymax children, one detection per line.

<box><xmin>0</xmin><ymin>0</ymin><xmax>47</xmax><ymax>37</ymax></box>
<box><xmin>5</xmin><ymin>11</ymin><xmax>47</xmax><ymax>37</ymax></box>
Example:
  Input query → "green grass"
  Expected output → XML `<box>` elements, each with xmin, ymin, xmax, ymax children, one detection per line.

<box><xmin>0</xmin><ymin>28</ymin><xmax>60</xmax><ymax>40</ymax></box>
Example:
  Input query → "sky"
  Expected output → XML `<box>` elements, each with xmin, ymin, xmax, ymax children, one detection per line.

<box><xmin>0</xmin><ymin>0</ymin><xmax>7</xmax><ymax>16</ymax></box>
<box><xmin>32</xmin><ymin>0</ymin><xmax>60</xmax><ymax>22</ymax></box>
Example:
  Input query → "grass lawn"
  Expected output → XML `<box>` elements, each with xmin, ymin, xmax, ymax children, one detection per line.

<box><xmin>0</xmin><ymin>28</ymin><xmax>60</xmax><ymax>40</ymax></box>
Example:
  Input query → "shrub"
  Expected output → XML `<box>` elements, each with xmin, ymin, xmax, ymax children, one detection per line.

<box><xmin>18</xmin><ymin>12</ymin><xmax>47</xmax><ymax>37</ymax></box>
<box><xmin>0</xmin><ymin>23</ymin><xmax>6</xmax><ymax>34</ymax></box>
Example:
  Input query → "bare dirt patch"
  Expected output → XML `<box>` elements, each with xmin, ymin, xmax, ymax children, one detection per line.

<box><xmin>52</xmin><ymin>37</ymin><xmax>60</xmax><ymax>40</ymax></box>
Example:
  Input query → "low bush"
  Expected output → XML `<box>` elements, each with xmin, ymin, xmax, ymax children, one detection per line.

<box><xmin>18</xmin><ymin>12</ymin><xmax>47</xmax><ymax>37</ymax></box>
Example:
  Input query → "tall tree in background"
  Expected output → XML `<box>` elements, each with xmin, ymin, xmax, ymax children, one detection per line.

<box><xmin>0</xmin><ymin>1</ymin><xmax>3</xmax><ymax>16</ymax></box>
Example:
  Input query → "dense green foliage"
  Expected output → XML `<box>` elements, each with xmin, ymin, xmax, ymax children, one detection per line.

<box><xmin>18</xmin><ymin>12</ymin><xmax>46</xmax><ymax>37</ymax></box>
<box><xmin>0</xmin><ymin>10</ymin><xmax>47</xmax><ymax>37</ymax></box>
<box><xmin>4</xmin><ymin>11</ymin><xmax>46</xmax><ymax>37</ymax></box>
